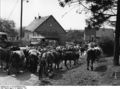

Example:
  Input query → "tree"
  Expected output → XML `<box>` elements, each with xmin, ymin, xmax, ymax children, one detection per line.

<box><xmin>66</xmin><ymin>30</ymin><xmax>84</xmax><ymax>43</ymax></box>
<box><xmin>0</xmin><ymin>19</ymin><xmax>18</xmax><ymax>37</ymax></box>
<box><xmin>59</xmin><ymin>0</ymin><xmax>116</xmax><ymax>28</ymax></box>
<box><xmin>58</xmin><ymin>0</ymin><xmax>120</xmax><ymax>65</ymax></box>
<box><xmin>114</xmin><ymin>0</ymin><xmax>120</xmax><ymax>65</ymax></box>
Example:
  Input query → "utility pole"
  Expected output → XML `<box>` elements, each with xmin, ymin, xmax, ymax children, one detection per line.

<box><xmin>0</xmin><ymin>0</ymin><xmax>2</xmax><ymax>18</ymax></box>
<box><xmin>20</xmin><ymin>0</ymin><xmax>29</xmax><ymax>40</ymax></box>
<box><xmin>20</xmin><ymin>0</ymin><xmax>23</xmax><ymax>40</ymax></box>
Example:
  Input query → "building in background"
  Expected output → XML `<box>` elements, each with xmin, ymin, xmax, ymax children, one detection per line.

<box><xmin>24</xmin><ymin>15</ymin><xmax>66</xmax><ymax>45</ymax></box>
<box><xmin>84</xmin><ymin>27</ymin><xmax>114</xmax><ymax>42</ymax></box>
<box><xmin>84</xmin><ymin>27</ymin><xmax>96</xmax><ymax>42</ymax></box>
<box><xmin>96</xmin><ymin>28</ymin><xmax>114</xmax><ymax>41</ymax></box>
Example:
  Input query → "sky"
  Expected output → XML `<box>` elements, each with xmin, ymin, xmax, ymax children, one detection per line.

<box><xmin>0</xmin><ymin>0</ymin><xmax>89</xmax><ymax>30</ymax></box>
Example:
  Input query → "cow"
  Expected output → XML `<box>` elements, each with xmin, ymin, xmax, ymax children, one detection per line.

<box><xmin>38</xmin><ymin>48</ymin><xmax>63</xmax><ymax>78</ymax></box>
<box><xmin>62</xmin><ymin>50</ymin><xmax>79</xmax><ymax>69</ymax></box>
<box><xmin>0</xmin><ymin>47</ymin><xmax>11</xmax><ymax>70</ymax></box>
<box><xmin>86</xmin><ymin>45</ymin><xmax>102</xmax><ymax>71</ymax></box>
<box><xmin>0</xmin><ymin>46</ymin><xmax>20</xmax><ymax>70</ymax></box>
<box><xmin>52</xmin><ymin>50</ymin><xmax>62</xmax><ymax>69</ymax></box>
<box><xmin>26</xmin><ymin>49</ymin><xmax>41</xmax><ymax>73</ymax></box>
<box><xmin>79</xmin><ymin>46</ymin><xmax>87</xmax><ymax>56</ymax></box>
<box><xmin>8</xmin><ymin>50</ymin><xmax>26</xmax><ymax>75</ymax></box>
<box><xmin>41</xmin><ymin>51</ymin><xmax>55</xmax><ymax>72</ymax></box>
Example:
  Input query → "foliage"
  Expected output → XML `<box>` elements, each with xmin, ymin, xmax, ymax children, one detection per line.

<box><xmin>0</xmin><ymin>18</ymin><xmax>18</xmax><ymax>37</ymax></box>
<box><xmin>85</xmin><ymin>0</ymin><xmax>116</xmax><ymax>29</ymax></box>
<box><xmin>98</xmin><ymin>37</ymin><xmax>114</xmax><ymax>56</ymax></box>
<box><xmin>66</xmin><ymin>30</ymin><xmax>84</xmax><ymax>44</ymax></box>
<box><xmin>59</xmin><ymin>0</ymin><xmax>116</xmax><ymax>29</ymax></box>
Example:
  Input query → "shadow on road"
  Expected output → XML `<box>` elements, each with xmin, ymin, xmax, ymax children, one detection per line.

<box><xmin>49</xmin><ymin>61</ymin><xmax>84</xmax><ymax>80</ymax></box>
<box><xmin>94</xmin><ymin>65</ymin><xmax>107</xmax><ymax>72</ymax></box>
<box><xmin>40</xmin><ymin>79</ymin><xmax>53</xmax><ymax>85</ymax></box>
<box><xmin>97</xmin><ymin>58</ymin><xmax>107</xmax><ymax>63</ymax></box>
<box><xmin>49</xmin><ymin>71</ymin><xmax>63</xmax><ymax>80</ymax></box>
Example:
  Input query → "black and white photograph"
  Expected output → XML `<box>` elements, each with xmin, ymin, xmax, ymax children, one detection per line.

<box><xmin>0</xmin><ymin>0</ymin><xmax>119</xmax><ymax>86</ymax></box>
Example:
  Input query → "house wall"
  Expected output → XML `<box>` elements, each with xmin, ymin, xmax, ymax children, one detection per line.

<box><xmin>35</xmin><ymin>16</ymin><xmax>66</xmax><ymax>45</ymax></box>
<box><xmin>24</xmin><ymin>31</ymin><xmax>33</xmax><ymax>41</ymax></box>
<box><xmin>84</xmin><ymin>28</ymin><xmax>96</xmax><ymax>42</ymax></box>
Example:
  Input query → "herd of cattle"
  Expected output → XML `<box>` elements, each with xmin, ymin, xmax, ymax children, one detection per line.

<box><xmin>0</xmin><ymin>42</ymin><xmax>103</xmax><ymax>80</ymax></box>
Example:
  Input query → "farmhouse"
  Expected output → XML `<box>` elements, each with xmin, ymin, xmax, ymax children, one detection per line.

<box><xmin>24</xmin><ymin>15</ymin><xmax>66</xmax><ymax>45</ymax></box>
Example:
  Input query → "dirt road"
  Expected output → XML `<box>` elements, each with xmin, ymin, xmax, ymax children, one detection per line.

<box><xmin>0</xmin><ymin>57</ymin><xmax>120</xmax><ymax>86</ymax></box>
<box><xmin>0</xmin><ymin>70</ymin><xmax>39</xmax><ymax>86</ymax></box>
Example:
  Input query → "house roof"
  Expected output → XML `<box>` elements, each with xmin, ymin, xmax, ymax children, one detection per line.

<box><xmin>26</xmin><ymin>15</ymin><xmax>50</xmax><ymax>32</ymax></box>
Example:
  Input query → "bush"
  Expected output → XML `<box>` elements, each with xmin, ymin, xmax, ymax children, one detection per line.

<box><xmin>98</xmin><ymin>37</ymin><xmax>114</xmax><ymax>56</ymax></box>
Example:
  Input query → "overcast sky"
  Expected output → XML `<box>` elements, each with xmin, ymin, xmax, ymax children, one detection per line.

<box><xmin>0</xmin><ymin>0</ymin><xmax>89</xmax><ymax>30</ymax></box>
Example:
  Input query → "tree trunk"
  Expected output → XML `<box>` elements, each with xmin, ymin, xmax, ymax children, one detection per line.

<box><xmin>114</xmin><ymin>33</ymin><xmax>120</xmax><ymax>65</ymax></box>
<box><xmin>113</xmin><ymin>0</ymin><xmax>120</xmax><ymax>65</ymax></box>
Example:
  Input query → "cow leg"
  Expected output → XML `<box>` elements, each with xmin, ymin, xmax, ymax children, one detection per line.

<box><xmin>8</xmin><ymin>64</ymin><xmax>12</xmax><ymax>75</ymax></box>
<box><xmin>39</xmin><ymin>66</ymin><xmax>43</xmax><ymax>80</ymax></box>
<box><xmin>39</xmin><ymin>60</ymin><xmax>47</xmax><ymax>79</ymax></box>
<box><xmin>74</xmin><ymin>59</ymin><xmax>78</xmax><ymax>65</ymax></box>
<box><xmin>73</xmin><ymin>60</ymin><xmax>75</xmax><ymax>65</ymax></box>
<box><xmin>50</xmin><ymin>63</ymin><xmax>53</xmax><ymax>71</ymax></box>
<box><xmin>57</xmin><ymin>63</ymin><xmax>60</xmax><ymax>69</ymax></box>
<box><xmin>65</xmin><ymin>60</ymin><xmax>69</xmax><ymax>69</ymax></box>
<box><xmin>44</xmin><ymin>63</ymin><xmax>48</xmax><ymax>76</ymax></box>
<box><xmin>77</xmin><ymin>58</ymin><xmax>79</xmax><ymax>64</ymax></box>
<box><xmin>16</xmin><ymin>67</ymin><xmax>19</xmax><ymax>74</ymax></box>
<box><xmin>87</xmin><ymin>58</ymin><xmax>90</xmax><ymax>70</ymax></box>
<box><xmin>0</xmin><ymin>60</ymin><xmax>4</xmax><ymax>69</ymax></box>
<box><xmin>32</xmin><ymin>62</ymin><xmax>37</xmax><ymax>73</ymax></box>
<box><xmin>1</xmin><ymin>61</ymin><xmax>3</xmax><ymax>69</ymax></box>
<box><xmin>69</xmin><ymin>60</ymin><xmax>71</xmax><ymax>67</ymax></box>
<box><xmin>0</xmin><ymin>56</ymin><xmax>1</xmax><ymax>68</ymax></box>
<box><xmin>81</xmin><ymin>52</ymin><xmax>82</xmax><ymax>56</ymax></box>
<box><xmin>48</xmin><ymin>63</ymin><xmax>53</xmax><ymax>73</ymax></box>
<box><xmin>4</xmin><ymin>62</ymin><xmax>9</xmax><ymax>71</ymax></box>
<box><xmin>55</xmin><ymin>64</ymin><xmax>57</xmax><ymax>69</ymax></box>
<box><xmin>54</xmin><ymin>63</ymin><xmax>57</xmax><ymax>69</ymax></box>
<box><xmin>55</xmin><ymin>62</ymin><xmax>60</xmax><ymax>69</ymax></box>
<box><xmin>91</xmin><ymin>59</ymin><xmax>94</xmax><ymax>71</ymax></box>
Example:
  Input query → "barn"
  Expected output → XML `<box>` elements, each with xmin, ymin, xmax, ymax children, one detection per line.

<box><xmin>24</xmin><ymin>15</ymin><xmax>66</xmax><ymax>45</ymax></box>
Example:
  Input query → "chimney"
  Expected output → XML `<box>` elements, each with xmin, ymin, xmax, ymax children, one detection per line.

<box><xmin>38</xmin><ymin>16</ymin><xmax>41</xmax><ymax>19</ymax></box>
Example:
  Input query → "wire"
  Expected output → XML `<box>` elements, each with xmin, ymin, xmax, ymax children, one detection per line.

<box><xmin>7</xmin><ymin>0</ymin><xmax>19</xmax><ymax>19</ymax></box>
